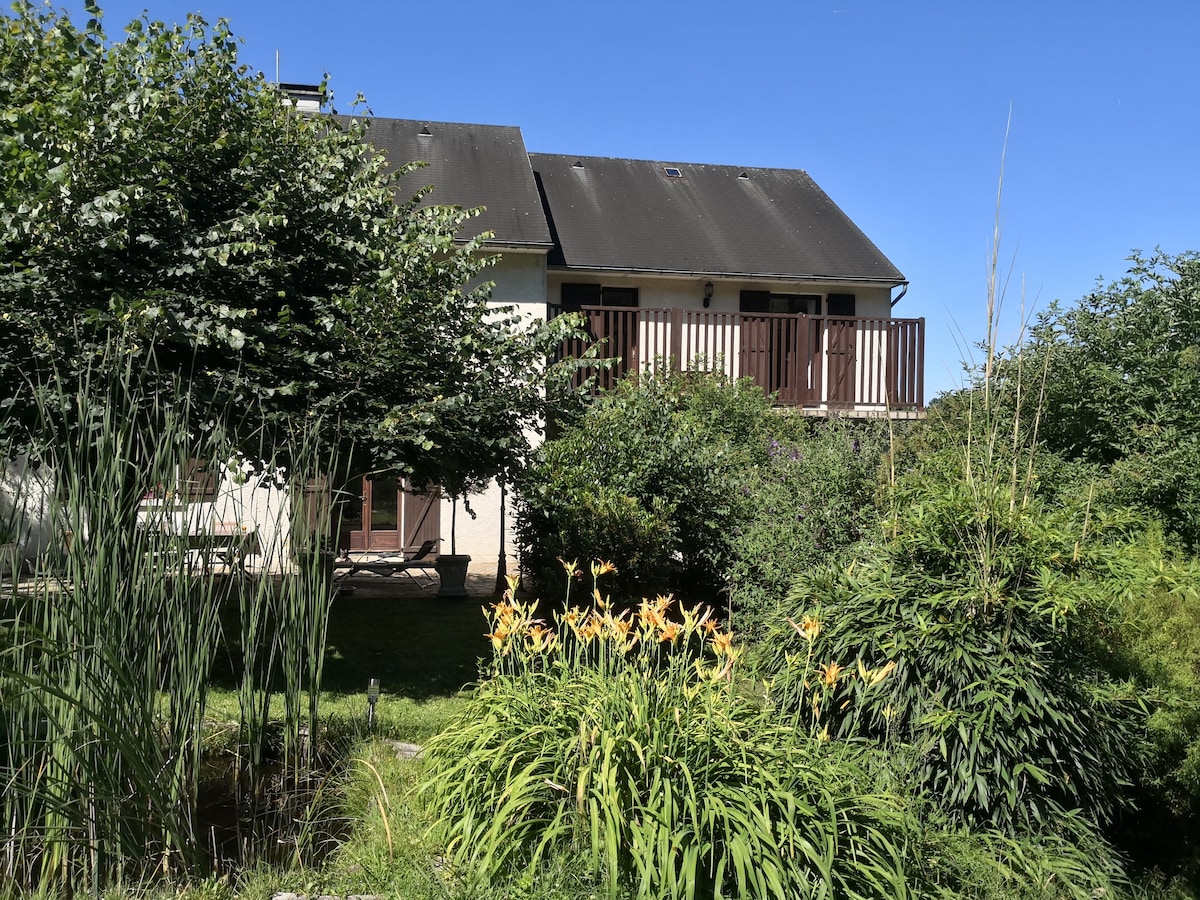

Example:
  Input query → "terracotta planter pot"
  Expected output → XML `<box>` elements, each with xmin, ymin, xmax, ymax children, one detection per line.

<box><xmin>434</xmin><ymin>554</ymin><xmax>471</xmax><ymax>598</ymax></box>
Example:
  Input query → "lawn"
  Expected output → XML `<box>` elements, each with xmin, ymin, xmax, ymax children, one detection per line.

<box><xmin>201</xmin><ymin>587</ymin><xmax>492</xmax><ymax>736</ymax></box>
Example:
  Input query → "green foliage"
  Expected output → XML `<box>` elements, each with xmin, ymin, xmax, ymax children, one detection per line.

<box><xmin>517</xmin><ymin>370</ymin><xmax>779</xmax><ymax>597</ymax></box>
<box><xmin>315</xmin><ymin>743</ymin><xmax>455</xmax><ymax>900</ymax></box>
<box><xmin>0</xmin><ymin>338</ymin><xmax>344</xmax><ymax>893</ymax></box>
<box><xmin>1086</xmin><ymin>529</ymin><xmax>1200</xmax><ymax>884</ymax></box>
<box><xmin>1015</xmin><ymin>250</ymin><xmax>1200</xmax><ymax>548</ymax></box>
<box><xmin>762</xmin><ymin>441</ymin><xmax>1146</xmax><ymax>834</ymax></box>
<box><xmin>517</xmin><ymin>370</ymin><xmax>891</xmax><ymax>607</ymax></box>
<box><xmin>726</xmin><ymin>416</ymin><xmax>894</xmax><ymax>642</ymax></box>
<box><xmin>913</xmin><ymin>813</ymin><xmax>1129</xmax><ymax>900</ymax></box>
<box><xmin>424</xmin><ymin>580</ymin><xmax>917</xmax><ymax>899</ymax></box>
<box><xmin>0</xmin><ymin>1</ymin><xmax>585</xmax><ymax>485</ymax></box>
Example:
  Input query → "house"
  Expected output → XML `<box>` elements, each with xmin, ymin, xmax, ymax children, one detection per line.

<box><xmin>2</xmin><ymin>111</ymin><xmax>919</xmax><ymax>581</ymax></box>
<box><xmin>337</xmin><ymin>116</ymin><xmax>923</xmax><ymax>570</ymax></box>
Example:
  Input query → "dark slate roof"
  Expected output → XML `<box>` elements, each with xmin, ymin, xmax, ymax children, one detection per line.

<box><xmin>529</xmin><ymin>154</ymin><xmax>905</xmax><ymax>284</ymax></box>
<box><xmin>337</xmin><ymin>117</ymin><xmax>553</xmax><ymax>248</ymax></box>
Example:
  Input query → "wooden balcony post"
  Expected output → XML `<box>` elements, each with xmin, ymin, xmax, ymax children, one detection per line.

<box><xmin>670</xmin><ymin>307</ymin><xmax>683</xmax><ymax>372</ymax></box>
<box><xmin>916</xmin><ymin>317</ymin><xmax>925</xmax><ymax>409</ymax></box>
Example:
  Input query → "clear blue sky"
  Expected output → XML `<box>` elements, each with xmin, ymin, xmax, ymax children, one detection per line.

<box><xmin>64</xmin><ymin>0</ymin><xmax>1200</xmax><ymax>398</ymax></box>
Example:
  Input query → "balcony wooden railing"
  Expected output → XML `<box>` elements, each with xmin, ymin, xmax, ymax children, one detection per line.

<box><xmin>552</xmin><ymin>305</ymin><xmax>925</xmax><ymax>411</ymax></box>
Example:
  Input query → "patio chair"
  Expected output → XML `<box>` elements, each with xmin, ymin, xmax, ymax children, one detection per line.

<box><xmin>333</xmin><ymin>538</ymin><xmax>440</xmax><ymax>589</ymax></box>
<box><xmin>391</xmin><ymin>538</ymin><xmax>440</xmax><ymax>588</ymax></box>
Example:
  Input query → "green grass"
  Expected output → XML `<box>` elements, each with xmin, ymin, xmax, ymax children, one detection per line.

<box><xmin>204</xmin><ymin>591</ymin><xmax>491</xmax><ymax>745</ymax></box>
<box><xmin>192</xmin><ymin>593</ymin><xmax>557</xmax><ymax>900</ymax></box>
<box><xmin>319</xmin><ymin>593</ymin><xmax>491</xmax><ymax>701</ymax></box>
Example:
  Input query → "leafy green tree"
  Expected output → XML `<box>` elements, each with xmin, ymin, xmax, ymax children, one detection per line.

<box><xmin>0</xmin><ymin>1</ymin><xmax>581</xmax><ymax>484</ymax></box>
<box><xmin>1018</xmin><ymin>250</ymin><xmax>1200</xmax><ymax>547</ymax></box>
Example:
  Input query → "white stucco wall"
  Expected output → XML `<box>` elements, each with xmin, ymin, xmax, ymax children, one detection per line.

<box><xmin>204</xmin><ymin>464</ymin><xmax>293</xmax><ymax>573</ymax></box>
<box><xmin>0</xmin><ymin>457</ymin><xmax>56</xmax><ymax>572</ymax></box>
<box><xmin>0</xmin><ymin>455</ymin><xmax>296</xmax><ymax>576</ymax></box>
<box><xmin>440</xmin><ymin>248</ymin><xmax>546</xmax><ymax>568</ymax></box>
<box><xmin>480</xmin><ymin>249</ymin><xmax>548</xmax><ymax>314</ymax></box>
<box><xmin>442</xmin><ymin>478</ymin><xmax>517</xmax><ymax>573</ymax></box>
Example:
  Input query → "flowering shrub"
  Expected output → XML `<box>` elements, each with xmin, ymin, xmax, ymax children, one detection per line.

<box><xmin>423</xmin><ymin>564</ymin><xmax>915</xmax><ymax>899</ymax></box>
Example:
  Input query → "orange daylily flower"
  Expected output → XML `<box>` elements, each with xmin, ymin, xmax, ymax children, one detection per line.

<box><xmin>868</xmin><ymin>660</ymin><xmax>896</xmax><ymax>686</ymax></box>
<box><xmin>578</xmin><ymin>615</ymin><xmax>603</xmax><ymax>642</ymax></box>
<box><xmin>637</xmin><ymin>603</ymin><xmax>664</xmax><ymax>631</ymax></box>
<box><xmin>485</xmin><ymin>624</ymin><xmax>511</xmax><ymax>652</ymax></box>
<box><xmin>819</xmin><ymin>661</ymin><xmax>843</xmax><ymax>687</ymax></box>
<box><xmin>609</xmin><ymin>615</ymin><xmax>633</xmax><ymax>639</ymax></box>
<box><xmin>788</xmin><ymin>615</ymin><xmax>821</xmax><ymax>642</ymax></box>
<box><xmin>710</xmin><ymin>631</ymin><xmax>736</xmax><ymax>658</ymax></box>
<box><xmin>856</xmin><ymin>658</ymin><xmax>897</xmax><ymax>687</ymax></box>
<box><xmin>590</xmin><ymin>559</ymin><xmax>617</xmax><ymax>578</ymax></box>
<box><xmin>526</xmin><ymin>623</ymin><xmax>555</xmax><ymax>653</ymax></box>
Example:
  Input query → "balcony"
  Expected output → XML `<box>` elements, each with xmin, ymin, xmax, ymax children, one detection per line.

<box><xmin>553</xmin><ymin>306</ymin><xmax>925</xmax><ymax>414</ymax></box>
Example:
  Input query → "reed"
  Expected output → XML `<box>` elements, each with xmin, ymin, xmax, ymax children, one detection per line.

<box><xmin>0</xmin><ymin>332</ymin><xmax>348</xmax><ymax>894</ymax></box>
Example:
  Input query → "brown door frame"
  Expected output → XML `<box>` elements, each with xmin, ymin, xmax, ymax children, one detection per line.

<box><xmin>343</xmin><ymin>476</ymin><xmax>441</xmax><ymax>554</ymax></box>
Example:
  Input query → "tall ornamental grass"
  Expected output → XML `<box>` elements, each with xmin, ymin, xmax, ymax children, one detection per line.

<box><xmin>0</xmin><ymin>338</ymin><xmax>346</xmax><ymax>894</ymax></box>
<box><xmin>423</xmin><ymin>564</ymin><xmax>915</xmax><ymax>899</ymax></box>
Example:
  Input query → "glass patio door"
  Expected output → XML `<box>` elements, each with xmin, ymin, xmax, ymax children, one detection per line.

<box><xmin>341</xmin><ymin>476</ymin><xmax>440</xmax><ymax>554</ymax></box>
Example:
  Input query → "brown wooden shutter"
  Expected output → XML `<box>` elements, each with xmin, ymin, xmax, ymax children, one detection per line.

<box><xmin>295</xmin><ymin>476</ymin><xmax>332</xmax><ymax>551</ymax></box>
<box><xmin>182</xmin><ymin>458</ymin><xmax>218</xmax><ymax>502</ymax></box>
<box><xmin>402</xmin><ymin>485</ymin><xmax>441</xmax><ymax>556</ymax></box>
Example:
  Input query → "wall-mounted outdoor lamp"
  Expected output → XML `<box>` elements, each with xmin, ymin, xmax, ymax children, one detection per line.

<box><xmin>367</xmin><ymin>677</ymin><xmax>380</xmax><ymax>728</ymax></box>
<box><xmin>703</xmin><ymin>281</ymin><xmax>714</xmax><ymax>308</ymax></box>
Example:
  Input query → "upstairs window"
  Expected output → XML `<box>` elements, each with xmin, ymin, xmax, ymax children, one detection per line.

<box><xmin>826</xmin><ymin>293</ymin><xmax>856</xmax><ymax>316</ymax></box>
<box><xmin>560</xmin><ymin>283</ymin><xmax>640</xmax><ymax>311</ymax></box>
<box><xmin>739</xmin><ymin>291</ymin><xmax>823</xmax><ymax>315</ymax></box>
